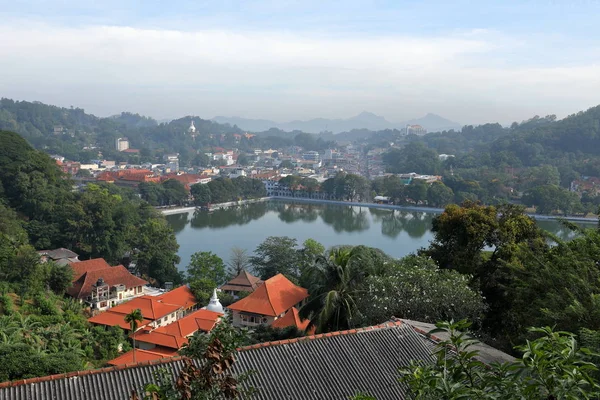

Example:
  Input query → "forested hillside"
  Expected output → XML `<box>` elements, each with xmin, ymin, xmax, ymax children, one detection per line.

<box><xmin>379</xmin><ymin>107</ymin><xmax>600</xmax><ymax>214</ymax></box>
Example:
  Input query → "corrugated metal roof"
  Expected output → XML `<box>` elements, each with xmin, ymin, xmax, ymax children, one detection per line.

<box><xmin>0</xmin><ymin>321</ymin><xmax>439</xmax><ymax>400</ymax></box>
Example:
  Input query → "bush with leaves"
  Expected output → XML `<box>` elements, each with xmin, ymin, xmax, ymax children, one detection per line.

<box><xmin>356</xmin><ymin>255</ymin><xmax>486</xmax><ymax>328</ymax></box>
<box><xmin>398</xmin><ymin>320</ymin><xmax>600</xmax><ymax>400</ymax></box>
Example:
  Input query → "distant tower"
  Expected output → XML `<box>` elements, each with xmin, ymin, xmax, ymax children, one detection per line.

<box><xmin>188</xmin><ymin>119</ymin><xmax>196</xmax><ymax>134</ymax></box>
<box><xmin>206</xmin><ymin>289</ymin><xmax>224</xmax><ymax>314</ymax></box>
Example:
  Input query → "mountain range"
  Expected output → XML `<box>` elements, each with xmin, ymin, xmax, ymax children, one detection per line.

<box><xmin>212</xmin><ymin>111</ymin><xmax>462</xmax><ymax>134</ymax></box>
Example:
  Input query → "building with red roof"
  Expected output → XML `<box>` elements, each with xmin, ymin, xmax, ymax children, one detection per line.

<box><xmin>131</xmin><ymin>308</ymin><xmax>223</xmax><ymax>352</ymax></box>
<box><xmin>227</xmin><ymin>274</ymin><xmax>308</xmax><ymax>327</ymax></box>
<box><xmin>106</xmin><ymin>348</ymin><xmax>177</xmax><ymax>366</ymax></box>
<box><xmin>220</xmin><ymin>269</ymin><xmax>263</xmax><ymax>298</ymax></box>
<box><xmin>271</xmin><ymin>307</ymin><xmax>313</xmax><ymax>334</ymax></box>
<box><xmin>155</xmin><ymin>285</ymin><xmax>198</xmax><ymax>314</ymax></box>
<box><xmin>67</xmin><ymin>259</ymin><xmax>148</xmax><ymax>311</ymax></box>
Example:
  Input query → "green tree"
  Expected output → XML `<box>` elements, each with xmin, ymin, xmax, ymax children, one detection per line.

<box><xmin>398</xmin><ymin>320</ymin><xmax>600</xmax><ymax>400</ymax></box>
<box><xmin>187</xmin><ymin>251</ymin><xmax>227</xmax><ymax>286</ymax></box>
<box><xmin>426</xmin><ymin>181</ymin><xmax>454</xmax><ymax>207</ymax></box>
<box><xmin>249</xmin><ymin>236</ymin><xmax>300</xmax><ymax>280</ymax></box>
<box><xmin>124</xmin><ymin>309</ymin><xmax>144</xmax><ymax>363</ymax></box>
<box><xmin>406</xmin><ymin>179</ymin><xmax>428</xmax><ymax>205</ymax></box>
<box><xmin>134</xmin><ymin>218</ymin><xmax>182</xmax><ymax>286</ymax></box>
<box><xmin>162</xmin><ymin>179</ymin><xmax>188</xmax><ymax>206</ymax></box>
<box><xmin>300</xmin><ymin>247</ymin><xmax>386</xmax><ymax>333</ymax></box>
<box><xmin>356</xmin><ymin>255</ymin><xmax>485</xmax><ymax>327</ymax></box>
<box><xmin>190</xmin><ymin>183</ymin><xmax>212</xmax><ymax>206</ymax></box>
<box><xmin>46</xmin><ymin>262</ymin><xmax>74</xmax><ymax>295</ymax></box>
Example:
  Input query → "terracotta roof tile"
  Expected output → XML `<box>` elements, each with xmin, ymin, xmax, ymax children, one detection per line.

<box><xmin>271</xmin><ymin>307</ymin><xmax>311</xmax><ymax>332</ymax></box>
<box><xmin>67</xmin><ymin>264</ymin><xmax>148</xmax><ymax>300</ymax></box>
<box><xmin>227</xmin><ymin>274</ymin><xmax>308</xmax><ymax>316</ymax></box>
<box><xmin>88</xmin><ymin>310</ymin><xmax>153</xmax><ymax>330</ymax></box>
<box><xmin>101</xmin><ymin>296</ymin><xmax>181</xmax><ymax>321</ymax></box>
<box><xmin>221</xmin><ymin>270</ymin><xmax>263</xmax><ymax>293</ymax></box>
<box><xmin>156</xmin><ymin>286</ymin><xmax>197</xmax><ymax>309</ymax></box>
<box><xmin>70</xmin><ymin>258</ymin><xmax>111</xmax><ymax>281</ymax></box>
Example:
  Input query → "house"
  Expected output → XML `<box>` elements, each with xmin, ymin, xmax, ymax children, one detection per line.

<box><xmin>106</xmin><ymin>291</ymin><xmax>223</xmax><ymax>366</ymax></box>
<box><xmin>131</xmin><ymin>308</ymin><xmax>223</xmax><ymax>351</ymax></box>
<box><xmin>227</xmin><ymin>274</ymin><xmax>308</xmax><ymax>327</ymax></box>
<box><xmin>88</xmin><ymin>285</ymin><xmax>199</xmax><ymax>330</ymax></box>
<box><xmin>270</xmin><ymin>307</ymin><xmax>312</xmax><ymax>333</ymax></box>
<box><xmin>88</xmin><ymin>295</ymin><xmax>182</xmax><ymax>331</ymax></box>
<box><xmin>67</xmin><ymin>259</ymin><xmax>148</xmax><ymax>311</ymax></box>
<box><xmin>37</xmin><ymin>248</ymin><xmax>79</xmax><ymax>266</ymax></box>
<box><xmin>220</xmin><ymin>270</ymin><xmax>263</xmax><ymax>298</ymax></box>
<box><xmin>0</xmin><ymin>319</ymin><xmax>515</xmax><ymax>400</ymax></box>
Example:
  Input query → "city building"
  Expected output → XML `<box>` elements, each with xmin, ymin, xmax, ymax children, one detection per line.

<box><xmin>227</xmin><ymin>274</ymin><xmax>308</xmax><ymax>327</ymax></box>
<box><xmin>164</xmin><ymin>154</ymin><xmax>180</xmax><ymax>172</ymax></box>
<box><xmin>302</xmin><ymin>151</ymin><xmax>320</xmax><ymax>162</ymax></box>
<box><xmin>405</xmin><ymin>124</ymin><xmax>427</xmax><ymax>136</ymax></box>
<box><xmin>116</xmin><ymin>138</ymin><xmax>130</xmax><ymax>151</ymax></box>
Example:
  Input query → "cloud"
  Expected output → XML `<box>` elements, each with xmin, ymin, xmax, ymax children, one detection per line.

<box><xmin>0</xmin><ymin>21</ymin><xmax>599</xmax><ymax>123</ymax></box>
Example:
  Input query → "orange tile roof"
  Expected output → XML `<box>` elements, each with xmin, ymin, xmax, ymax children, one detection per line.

<box><xmin>67</xmin><ymin>264</ymin><xmax>148</xmax><ymax>300</ymax></box>
<box><xmin>132</xmin><ymin>330</ymin><xmax>188</xmax><ymax>349</ymax></box>
<box><xmin>106</xmin><ymin>296</ymin><xmax>181</xmax><ymax>320</ymax></box>
<box><xmin>88</xmin><ymin>310</ymin><xmax>153</xmax><ymax>331</ymax></box>
<box><xmin>271</xmin><ymin>307</ymin><xmax>311</xmax><ymax>332</ymax></box>
<box><xmin>227</xmin><ymin>274</ymin><xmax>308</xmax><ymax>317</ymax></box>
<box><xmin>131</xmin><ymin>308</ymin><xmax>222</xmax><ymax>350</ymax></box>
<box><xmin>156</xmin><ymin>286</ymin><xmax>197</xmax><ymax>309</ymax></box>
<box><xmin>107</xmin><ymin>348</ymin><xmax>177</xmax><ymax>366</ymax></box>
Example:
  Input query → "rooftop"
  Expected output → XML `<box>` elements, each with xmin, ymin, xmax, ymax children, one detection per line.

<box><xmin>0</xmin><ymin>320</ymin><xmax>462</xmax><ymax>400</ymax></box>
<box><xmin>67</xmin><ymin>264</ymin><xmax>148</xmax><ymax>300</ymax></box>
<box><xmin>270</xmin><ymin>307</ymin><xmax>311</xmax><ymax>332</ymax></box>
<box><xmin>107</xmin><ymin>348</ymin><xmax>177</xmax><ymax>366</ymax></box>
<box><xmin>155</xmin><ymin>285</ymin><xmax>197</xmax><ymax>309</ymax></box>
<box><xmin>220</xmin><ymin>269</ymin><xmax>263</xmax><ymax>293</ymax></box>
<box><xmin>227</xmin><ymin>273</ymin><xmax>308</xmax><ymax>317</ymax></box>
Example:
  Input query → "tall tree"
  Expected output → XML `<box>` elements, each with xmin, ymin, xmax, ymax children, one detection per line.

<box><xmin>187</xmin><ymin>251</ymin><xmax>227</xmax><ymax>286</ymax></box>
<box><xmin>227</xmin><ymin>247</ymin><xmax>250</xmax><ymax>276</ymax></box>
<box><xmin>249</xmin><ymin>236</ymin><xmax>300</xmax><ymax>280</ymax></box>
<box><xmin>124</xmin><ymin>309</ymin><xmax>144</xmax><ymax>363</ymax></box>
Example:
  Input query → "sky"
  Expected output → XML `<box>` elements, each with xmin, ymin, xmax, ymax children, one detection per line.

<box><xmin>1</xmin><ymin>0</ymin><xmax>600</xmax><ymax>125</ymax></box>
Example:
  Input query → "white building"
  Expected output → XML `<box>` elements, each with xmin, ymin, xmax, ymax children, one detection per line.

<box><xmin>188</xmin><ymin>119</ymin><xmax>196</xmax><ymax>134</ymax></box>
<box><xmin>302</xmin><ymin>151</ymin><xmax>320</xmax><ymax>162</ymax></box>
<box><xmin>116</xmin><ymin>138</ymin><xmax>130</xmax><ymax>151</ymax></box>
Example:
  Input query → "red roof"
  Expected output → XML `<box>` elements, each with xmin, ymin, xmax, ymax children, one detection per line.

<box><xmin>88</xmin><ymin>310</ymin><xmax>153</xmax><ymax>331</ymax></box>
<box><xmin>107</xmin><ymin>348</ymin><xmax>177</xmax><ymax>366</ymax></box>
<box><xmin>156</xmin><ymin>286</ymin><xmax>197</xmax><ymax>309</ymax></box>
<box><xmin>70</xmin><ymin>258</ymin><xmax>111</xmax><ymax>281</ymax></box>
<box><xmin>67</xmin><ymin>260</ymin><xmax>148</xmax><ymax>300</ymax></box>
<box><xmin>105</xmin><ymin>296</ymin><xmax>181</xmax><ymax>320</ymax></box>
<box><xmin>132</xmin><ymin>330</ymin><xmax>189</xmax><ymax>349</ymax></box>
<box><xmin>271</xmin><ymin>307</ymin><xmax>311</xmax><ymax>332</ymax></box>
<box><xmin>227</xmin><ymin>274</ymin><xmax>308</xmax><ymax>317</ymax></box>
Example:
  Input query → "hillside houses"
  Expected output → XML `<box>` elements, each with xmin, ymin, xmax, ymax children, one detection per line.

<box><xmin>227</xmin><ymin>274</ymin><xmax>309</xmax><ymax>328</ymax></box>
<box><xmin>67</xmin><ymin>258</ymin><xmax>148</xmax><ymax>311</ymax></box>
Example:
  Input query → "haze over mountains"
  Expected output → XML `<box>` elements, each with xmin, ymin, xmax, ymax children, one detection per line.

<box><xmin>212</xmin><ymin>112</ymin><xmax>462</xmax><ymax>134</ymax></box>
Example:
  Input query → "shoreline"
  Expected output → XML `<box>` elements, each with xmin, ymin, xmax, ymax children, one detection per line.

<box><xmin>160</xmin><ymin>196</ymin><xmax>599</xmax><ymax>223</ymax></box>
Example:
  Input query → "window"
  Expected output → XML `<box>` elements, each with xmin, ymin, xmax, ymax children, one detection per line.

<box><xmin>163</xmin><ymin>317</ymin><xmax>167</xmax><ymax>322</ymax></box>
<box><xmin>171</xmin><ymin>313</ymin><xmax>175</xmax><ymax>318</ymax></box>
<box><xmin>100</xmin><ymin>301</ymin><xmax>107</xmax><ymax>308</ymax></box>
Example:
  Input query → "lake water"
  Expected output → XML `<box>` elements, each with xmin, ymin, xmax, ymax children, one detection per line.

<box><xmin>165</xmin><ymin>200</ymin><xmax>596</xmax><ymax>270</ymax></box>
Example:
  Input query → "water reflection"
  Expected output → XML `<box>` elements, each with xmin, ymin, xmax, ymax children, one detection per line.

<box><xmin>164</xmin><ymin>201</ymin><xmax>596</xmax><ymax>241</ymax></box>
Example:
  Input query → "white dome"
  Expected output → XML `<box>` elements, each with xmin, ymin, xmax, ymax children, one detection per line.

<box><xmin>188</xmin><ymin>120</ymin><xmax>196</xmax><ymax>133</ymax></box>
<box><xmin>206</xmin><ymin>288</ymin><xmax>224</xmax><ymax>314</ymax></box>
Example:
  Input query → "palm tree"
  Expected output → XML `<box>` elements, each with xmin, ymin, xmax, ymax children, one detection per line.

<box><xmin>124</xmin><ymin>309</ymin><xmax>144</xmax><ymax>363</ymax></box>
<box><xmin>299</xmin><ymin>247</ymin><xmax>367</xmax><ymax>333</ymax></box>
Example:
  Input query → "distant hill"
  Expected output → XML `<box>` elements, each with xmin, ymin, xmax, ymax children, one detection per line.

<box><xmin>213</xmin><ymin>112</ymin><xmax>461</xmax><ymax>134</ymax></box>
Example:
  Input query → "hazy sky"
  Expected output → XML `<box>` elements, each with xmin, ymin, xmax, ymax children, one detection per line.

<box><xmin>1</xmin><ymin>0</ymin><xmax>600</xmax><ymax>125</ymax></box>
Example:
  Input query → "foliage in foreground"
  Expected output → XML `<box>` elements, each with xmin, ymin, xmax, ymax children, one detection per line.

<box><xmin>134</xmin><ymin>322</ymin><xmax>255</xmax><ymax>400</ymax></box>
<box><xmin>398</xmin><ymin>320</ymin><xmax>600</xmax><ymax>400</ymax></box>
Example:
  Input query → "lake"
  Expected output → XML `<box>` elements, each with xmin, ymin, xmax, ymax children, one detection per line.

<box><xmin>165</xmin><ymin>200</ymin><xmax>596</xmax><ymax>270</ymax></box>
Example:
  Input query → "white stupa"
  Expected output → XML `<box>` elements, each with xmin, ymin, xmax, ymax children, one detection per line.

<box><xmin>188</xmin><ymin>119</ymin><xmax>196</xmax><ymax>134</ymax></box>
<box><xmin>206</xmin><ymin>288</ymin><xmax>224</xmax><ymax>314</ymax></box>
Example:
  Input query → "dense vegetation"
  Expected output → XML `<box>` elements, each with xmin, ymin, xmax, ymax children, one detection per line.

<box><xmin>379</xmin><ymin>108</ymin><xmax>600</xmax><ymax>214</ymax></box>
<box><xmin>0</xmin><ymin>130</ymin><xmax>182</xmax><ymax>380</ymax></box>
<box><xmin>0</xmin><ymin>98</ymin><xmax>334</xmax><ymax>167</ymax></box>
<box><xmin>190</xmin><ymin>176</ymin><xmax>267</xmax><ymax>206</ymax></box>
